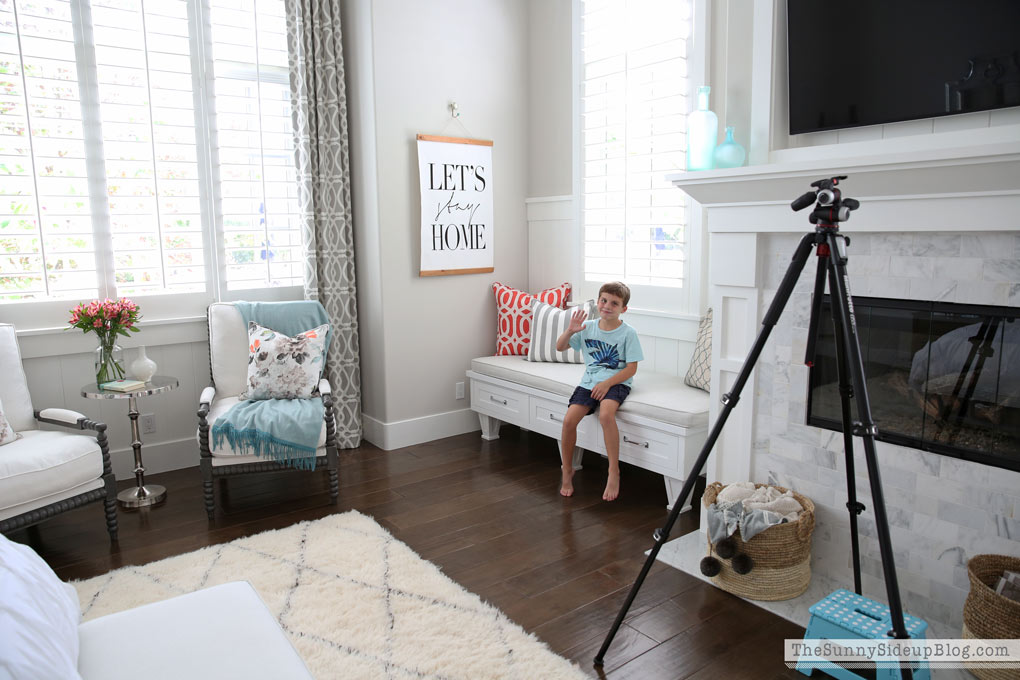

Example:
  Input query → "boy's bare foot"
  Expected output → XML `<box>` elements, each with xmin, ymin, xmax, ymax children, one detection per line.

<box><xmin>560</xmin><ymin>466</ymin><xmax>574</xmax><ymax>497</ymax></box>
<box><xmin>603</xmin><ymin>470</ymin><xmax>620</xmax><ymax>501</ymax></box>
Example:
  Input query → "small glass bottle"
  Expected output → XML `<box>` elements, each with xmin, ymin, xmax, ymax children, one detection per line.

<box><xmin>713</xmin><ymin>126</ymin><xmax>747</xmax><ymax>168</ymax></box>
<box><xmin>686</xmin><ymin>86</ymin><xmax>718</xmax><ymax>171</ymax></box>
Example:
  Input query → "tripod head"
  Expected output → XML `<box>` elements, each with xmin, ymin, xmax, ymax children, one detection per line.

<box><xmin>791</xmin><ymin>176</ymin><xmax>860</xmax><ymax>226</ymax></box>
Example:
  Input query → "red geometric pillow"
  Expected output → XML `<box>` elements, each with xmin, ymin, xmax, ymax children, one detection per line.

<box><xmin>492</xmin><ymin>281</ymin><xmax>571</xmax><ymax>356</ymax></box>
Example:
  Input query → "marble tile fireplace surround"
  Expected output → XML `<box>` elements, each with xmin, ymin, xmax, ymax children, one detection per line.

<box><xmin>661</xmin><ymin>140</ymin><xmax>1020</xmax><ymax>645</ymax></box>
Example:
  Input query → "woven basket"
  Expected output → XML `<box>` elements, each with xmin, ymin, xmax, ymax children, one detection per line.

<box><xmin>702</xmin><ymin>481</ymin><xmax>815</xmax><ymax>601</ymax></box>
<box><xmin>962</xmin><ymin>554</ymin><xmax>1020</xmax><ymax>680</ymax></box>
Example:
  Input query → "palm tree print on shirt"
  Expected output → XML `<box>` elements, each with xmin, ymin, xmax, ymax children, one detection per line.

<box><xmin>585</xmin><ymin>339</ymin><xmax>622</xmax><ymax>369</ymax></box>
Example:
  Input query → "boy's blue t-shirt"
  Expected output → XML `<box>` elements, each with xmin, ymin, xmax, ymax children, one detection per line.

<box><xmin>568</xmin><ymin>320</ymin><xmax>644</xmax><ymax>389</ymax></box>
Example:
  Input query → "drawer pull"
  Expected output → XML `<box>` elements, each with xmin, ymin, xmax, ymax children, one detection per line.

<box><xmin>549</xmin><ymin>413</ymin><xmax>560</xmax><ymax>422</ymax></box>
<box><xmin>489</xmin><ymin>395</ymin><xmax>508</xmax><ymax>406</ymax></box>
<box><xmin>623</xmin><ymin>435</ymin><xmax>649</xmax><ymax>448</ymax></box>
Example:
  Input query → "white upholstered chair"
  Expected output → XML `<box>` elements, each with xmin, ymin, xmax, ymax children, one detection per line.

<box><xmin>196</xmin><ymin>303</ymin><xmax>339</xmax><ymax>518</ymax></box>
<box><xmin>0</xmin><ymin>324</ymin><xmax>118</xmax><ymax>541</ymax></box>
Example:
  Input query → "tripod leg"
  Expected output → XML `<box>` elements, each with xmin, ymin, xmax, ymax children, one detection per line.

<box><xmin>594</xmin><ymin>232</ymin><xmax>819</xmax><ymax>666</ymax></box>
<box><xmin>825</xmin><ymin>232</ymin><xmax>914</xmax><ymax>680</ymax></box>
<box><xmin>947</xmin><ymin>318</ymin><xmax>1000</xmax><ymax>440</ymax></box>
<box><xmin>804</xmin><ymin>254</ymin><xmax>828</xmax><ymax>368</ymax></box>
<box><xmin>823</xmin><ymin>262</ymin><xmax>866</xmax><ymax>595</ymax></box>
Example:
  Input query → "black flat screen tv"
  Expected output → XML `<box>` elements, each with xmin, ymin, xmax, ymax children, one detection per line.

<box><xmin>787</xmin><ymin>1</ymin><xmax>1020</xmax><ymax>135</ymax></box>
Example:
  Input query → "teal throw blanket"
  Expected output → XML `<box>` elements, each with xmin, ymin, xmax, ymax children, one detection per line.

<box><xmin>212</xmin><ymin>300</ymin><xmax>331</xmax><ymax>470</ymax></box>
<box><xmin>211</xmin><ymin>398</ymin><xmax>323</xmax><ymax>471</ymax></box>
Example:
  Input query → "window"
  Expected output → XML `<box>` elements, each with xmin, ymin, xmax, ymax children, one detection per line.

<box><xmin>579</xmin><ymin>0</ymin><xmax>695</xmax><ymax>312</ymax></box>
<box><xmin>0</xmin><ymin>0</ymin><xmax>301</xmax><ymax>328</ymax></box>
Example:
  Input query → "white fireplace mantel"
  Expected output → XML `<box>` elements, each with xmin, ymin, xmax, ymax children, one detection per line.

<box><xmin>668</xmin><ymin>139</ymin><xmax>1020</xmax><ymax>234</ymax></box>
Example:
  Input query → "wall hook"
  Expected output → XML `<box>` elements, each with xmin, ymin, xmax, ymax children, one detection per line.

<box><xmin>449</xmin><ymin>101</ymin><xmax>461</xmax><ymax>119</ymax></box>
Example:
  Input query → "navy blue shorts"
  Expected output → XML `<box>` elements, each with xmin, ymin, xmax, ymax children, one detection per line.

<box><xmin>568</xmin><ymin>384</ymin><xmax>631</xmax><ymax>414</ymax></box>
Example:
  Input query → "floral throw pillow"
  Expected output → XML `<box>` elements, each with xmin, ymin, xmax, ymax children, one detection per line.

<box><xmin>0</xmin><ymin>397</ymin><xmax>19</xmax><ymax>446</ymax></box>
<box><xmin>242</xmin><ymin>322</ymin><xmax>329</xmax><ymax>400</ymax></box>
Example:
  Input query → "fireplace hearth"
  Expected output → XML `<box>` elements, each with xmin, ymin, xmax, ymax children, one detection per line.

<box><xmin>808</xmin><ymin>296</ymin><xmax>1019</xmax><ymax>472</ymax></box>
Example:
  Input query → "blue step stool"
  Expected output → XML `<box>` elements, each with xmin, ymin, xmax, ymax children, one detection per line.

<box><xmin>797</xmin><ymin>589</ymin><xmax>930</xmax><ymax>680</ymax></box>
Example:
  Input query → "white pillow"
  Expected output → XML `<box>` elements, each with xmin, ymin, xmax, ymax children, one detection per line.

<box><xmin>242</xmin><ymin>321</ymin><xmax>329</xmax><ymax>400</ymax></box>
<box><xmin>527</xmin><ymin>299</ymin><xmax>597</xmax><ymax>363</ymax></box>
<box><xmin>0</xmin><ymin>534</ymin><xmax>83</xmax><ymax>680</ymax></box>
<box><xmin>0</xmin><ymin>396</ymin><xmax>18</xmax><ymax>446</ymax></box>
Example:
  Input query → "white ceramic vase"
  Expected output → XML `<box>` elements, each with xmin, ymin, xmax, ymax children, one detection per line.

<box><xmin>131</xmin><ymin>346</ymin><xmax>158</xmax><ymax>382</ymax></box>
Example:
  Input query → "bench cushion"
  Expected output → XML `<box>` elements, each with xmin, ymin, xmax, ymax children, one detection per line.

<box><xmin>471</xmin><ymin>355</ymin><xmax>710</xmax><ymax>429</ymax></box>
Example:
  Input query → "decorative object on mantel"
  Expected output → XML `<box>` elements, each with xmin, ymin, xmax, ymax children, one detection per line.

<box><xmin>963</xmin><ymin>554</ymin><xmax>1020</xmax><ymax>680</ymax></box>
<box><xmin>67</xmin><ymin>298</ymin><xmax>141</xmax><ymax>384</ymax></box>
<box><xmin>685</xmin><ymin>85</ymin><xmax>718</xmax><ymax>171</ymax></box>
<box><xmin>713</xmin><ymin>126</ymin><xmax>746</xmax><ymax>168</ymax></box>
<box><xmin>130</xmin><ymin>345</ymin><xmax>157</xmax><ymax>382</ymax></box>
<box><xmin>701</xmin><ymin>481</ymin><xmax>815</xmax><ymax>601</ymax></box>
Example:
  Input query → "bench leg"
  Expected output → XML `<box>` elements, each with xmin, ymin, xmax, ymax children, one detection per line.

<box><xmin>479</xmin><ymin>413</ymin><xmax>502</xmax><ymax>440</ymax></box>
<box><xmin>664</xmin><ymin>476</ymin><xmax>693</xmax><ymax>512</ymax></box>
<box><xmin>557</xmin><ymin>441</ymin><xmax>585</xmax><ymax>470</ymax></box>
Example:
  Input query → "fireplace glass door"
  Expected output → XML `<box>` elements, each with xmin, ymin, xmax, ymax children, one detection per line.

<box><xmin>807</xmin><ymin>296</ymin><xmax>1019</xmax><ymax>472</ymax></box>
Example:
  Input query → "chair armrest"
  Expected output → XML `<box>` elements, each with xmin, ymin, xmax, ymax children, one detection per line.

<box><xmin>199</xmin><ymin>385</ymin><xmax>216</xmax><ymax>407</ymax></box>
<box><xmin>35</xmin><ymin>409</ymin><xmax>112</xmax><ymax>478</ymax></box>
<box><xmin>35</xmin><ymin>408</ymin><xmax>102</xmax><ymax>431</ymax></box>
<box><xmin>317</xmin><ymin>379</ymin><xmax>332</xmax><ymax>396</ymax></box>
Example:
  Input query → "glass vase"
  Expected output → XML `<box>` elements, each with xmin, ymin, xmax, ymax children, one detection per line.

<box><xmin>686</xmin><ymin>85</ymin><xmax>718</xmax><ymax>171</ymax></box>
<box><xmin>95</xmin><ymin>339</ymin><xmax>125</xmax><ymax>385</ymax></box>
<box><xmin>713</xmin><ymin>126</ymin><xmax>747</xmax><ymax>168</ymax></box>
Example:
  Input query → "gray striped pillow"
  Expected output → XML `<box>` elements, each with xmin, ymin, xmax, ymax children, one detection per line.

<box><xmin>526</xmin><ymin>299</ymin><xmax>597</xmax><ymax>363</ymax></box>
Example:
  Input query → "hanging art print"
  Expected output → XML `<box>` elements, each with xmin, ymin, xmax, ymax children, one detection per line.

<box><xmin>417</xmin><ymin>134</ymin><xmax>494</xmax><ymax>276</ymax></box>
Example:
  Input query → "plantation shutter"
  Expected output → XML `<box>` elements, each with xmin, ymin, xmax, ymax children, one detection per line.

<box><xmin>90</xmin><ymin>0</ymin><xmax>205</xmax><ymax>296</ymax></box>
<box><xmin>209</xmin><ymin>0</ymin><xmax>300</xmax><ymax>291</ymax></box>
<box><xmin>0</xmin><ymin>0</ymin><xmax>98</xmax><ymax>300</ymax></box>
<box><xmin>581</xmin><ymin>0</ymin><xmax>690</xmax><ymax>288</ymax></box>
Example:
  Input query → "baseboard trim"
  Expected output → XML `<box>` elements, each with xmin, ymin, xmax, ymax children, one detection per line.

<box><xmin>109</xmin><ymin>437</ymin><xmax>197</xmax><ymax>481</ymax></box>
<box><xmin>362</xmin><ymin>408</ymin><xmax>480</xmax><ymax>451</ymax></box>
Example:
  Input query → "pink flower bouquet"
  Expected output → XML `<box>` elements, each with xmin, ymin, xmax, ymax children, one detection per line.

<box><xmin>68</xmin><ymin>298</ymin><xmax>142</xmax><ymax>383</ymax></box>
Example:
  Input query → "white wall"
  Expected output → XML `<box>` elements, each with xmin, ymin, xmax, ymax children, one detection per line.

<box><xmin>347</xmin><ymin>0</ymin><xmax>531</xmax><ymax>449</ymax></box>
<box><xmin>527</xmin><ymin>0</ymin><xmax>573</xmax><ymax>198</ymax></box>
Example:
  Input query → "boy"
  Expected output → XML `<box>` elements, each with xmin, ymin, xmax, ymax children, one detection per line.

<box><xmin>556</xmin><ymin>281</ymin><xmax>643</xmax><ymax>501</ymax></box>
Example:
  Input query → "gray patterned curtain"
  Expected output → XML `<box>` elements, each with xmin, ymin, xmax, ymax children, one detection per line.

<box><xmin>286</xmin><ymin>0</ymin><xmax>361</xmax><ymax>449</ymax></box>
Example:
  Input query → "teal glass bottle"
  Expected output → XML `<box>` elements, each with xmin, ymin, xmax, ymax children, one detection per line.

<box><xmin>713</xmin><ymin>126</ymin><xmax>747</xmax><ymax>168</ymax></box>
<box><xmin>686</xmin><ymin>86</ymin><xmax>718</xmax><ymax>171</ymax></box>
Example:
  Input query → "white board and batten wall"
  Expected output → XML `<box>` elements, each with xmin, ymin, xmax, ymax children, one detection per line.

<box><xmin>526</xmin><ymin>194</ymin><xmax>705</xmax><ymax>381</ymax></box>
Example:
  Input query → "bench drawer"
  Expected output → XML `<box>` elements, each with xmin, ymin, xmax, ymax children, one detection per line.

<box><xmin>615</xmin><ymin>420</ymin><xmax>680</xmax><ymax>475</ymax></box>
<box><xmin>530</xmin><ymin>396</ymin><xmax>597</xmax><ymax>449</ymax></box>
<box><xmin>472</xmin><ymin>381</ymin><xmax>526</xmax><ymax>424</ymax></box>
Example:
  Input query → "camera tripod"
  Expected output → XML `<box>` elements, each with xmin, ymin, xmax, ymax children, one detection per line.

<box><xmin>595</xmin><ymin>177</ymin><xmax>915</xmax><ymax>679</ymax></box>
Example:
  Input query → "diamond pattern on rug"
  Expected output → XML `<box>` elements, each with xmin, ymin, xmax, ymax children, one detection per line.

<box><xmin>73</xmin><ymin>512</ymin><xmax>586</xmax><ymax>680</ymax></box>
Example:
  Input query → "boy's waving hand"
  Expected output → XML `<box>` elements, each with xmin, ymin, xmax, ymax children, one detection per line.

<box><xmin>567</xmin><ymin>307</ymin><xmax>587</xmax><ymax>334</ymax></box>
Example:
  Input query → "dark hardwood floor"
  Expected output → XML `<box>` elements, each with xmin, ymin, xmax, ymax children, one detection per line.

<box><xmin>9</xmin><ymin>427</ymin><xmax>805</xmax><ymax>679</ymax></box>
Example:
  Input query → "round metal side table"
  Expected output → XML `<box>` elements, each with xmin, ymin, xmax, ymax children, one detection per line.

<box><xmin>81</xmin><ymin>376</ymin><xmax>179</xmax><ymax>508</ymax></box>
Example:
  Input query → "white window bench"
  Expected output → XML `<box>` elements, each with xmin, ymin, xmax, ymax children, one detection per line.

<box><xmin>467</xmin><ymin>356</ymin><xmax>710</xmax><ymax>510</ymax></box>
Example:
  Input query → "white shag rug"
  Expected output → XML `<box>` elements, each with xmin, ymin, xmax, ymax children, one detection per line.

<box><xmin>73</xmin><ymin>511</ymin><xmax>587</xmax><ymax>680</ymax></box>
